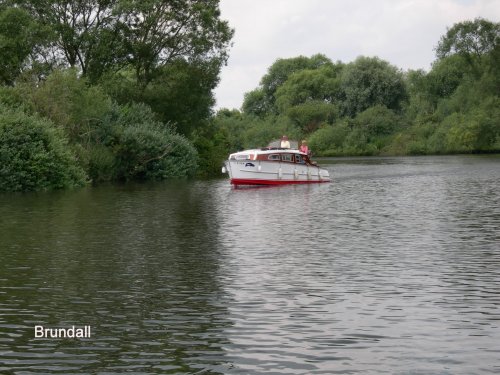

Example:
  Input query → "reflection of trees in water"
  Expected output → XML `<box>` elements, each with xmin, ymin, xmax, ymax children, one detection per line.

<box><xmin>0</xmin><ymin>182</ymin><xmax>232</xmax><ymax>374</ymax></box>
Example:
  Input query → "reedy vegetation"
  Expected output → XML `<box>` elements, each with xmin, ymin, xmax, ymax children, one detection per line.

<box><xmin>0</xmin><ymin>4</ymin><xmax>498</xmax><ymax>191</ymax></box>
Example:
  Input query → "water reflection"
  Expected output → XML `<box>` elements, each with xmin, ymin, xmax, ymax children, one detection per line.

<box><xmin>0</xmin><ymin>182</ymin><xmax>233</xmax><ymax>374</ymax></box>
<box><xmin>1</xmin><ymin>155</ymin><xmax>499</xmax><ymax>374</ymax></box>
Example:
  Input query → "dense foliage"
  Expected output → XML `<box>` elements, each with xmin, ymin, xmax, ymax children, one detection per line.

<box><xmin>0</xmin><ymin>70</ymin><xmax>199</xmax><ymax>192</ymax></box>
<box><xmin>0</xmin><ymin>0</ymin><xmax>230</xmax><ymax>191</ymax></box>
<box><xmin>213</xmin><ymin>18</ymin><xmax>499</xmax><ymax>159</ymax></box>
<box><xmin>0</xmin><ymin>104</ymin><xmax>86</xmax><ymax>191</ymax></box>
<box><xmin>0</xmin><ymin>11</ymin><xmax>498</xmax><ymax>191</ymax></box>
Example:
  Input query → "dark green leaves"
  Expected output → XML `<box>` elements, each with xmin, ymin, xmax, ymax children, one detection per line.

<box><xmin>436</xmin><ymin>18</ymin><xmax>500</xmax><ymax>60</ymax></box>
<box><xmin>0</xmin><ymin>105</ymin><xmax>86</xmax><ymax>192</ymax></box>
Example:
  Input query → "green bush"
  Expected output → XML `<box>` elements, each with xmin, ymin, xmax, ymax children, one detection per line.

<box><xmin>0</xmin><ymin>105</ymin><xmax>86</xmax><ymax>192</ymax></box>
<box><xmin>69</xmin><ymin>101</ymin><xmax>199</xmax><ymax>182</ymax></box>
<box><xmin>211</xmin><ymin>109</ymin><xmax>247</xmax><ymax>153</ymax></box>
<box><xmin>342</xmin><ymin>128</ymin><xmax>372</xmax><ymax>155</ymax></box>
<box><xmin>308</xmin><ymin>123</ymin><xmax>348</xmax><ymax>155</ymax></box>
<box><xmin>191</xmin><ymin>121</ymin><xmax>232</xmax><ymax>178</ymax></box>
<box><xmin>427</xmin><ymin>122</ymin><xmax>448</xmax><ymax>154</ymax></box>
<box><xmin>406</xmin><ymin>139</ymin><xmax>429</xmax><ymax>155</ymax></box>
<box><xmin>353</xmin><ymin>105</ymin><xmax>401</xmax><ymax>136</ymax></box>
<box><xmin>385</xmin><ymin>132</ymin><xmax>413</xmax><ymax>155</ymax></box>
<box><xmin>0</xmin><ymin>86</ymin><xmax>29</xmax><ymax>109</ymax></box>
<box><xmin>443</xmin><ymin>113</ymin><xmax>476</xmax><ymax>152</ymax></box>
<box><xmin>432</xmin><ymin>98</ymin><xmax>500</xmax><ymax>154</ymax></box>
<box><xmin>29</xmin><ymin>69</ymin><xmax>112</xmax><ymax>142</ymax></box>
<box><xmin>471</xmin><ymin>97</ymin><xmax>500</xmax><ymax>151</ymax></box>
<box><xmin>95</xmin><ymin>103</ymin><xmax>198</xmax><ymax>181</ymax></box>
<box><xmin>113</xmin><ymin>122</ymin><xmax>197</xmax><ymax>180</ymax></box>
<box><xmin>385</xmin><ymin>123</ymin><xmax>436</xmax><ymax>155</ymax></box>
<box><xmin>86</xmin><ymin>144</ymin><xmax>116</xmax><ymax>183</ymax></box>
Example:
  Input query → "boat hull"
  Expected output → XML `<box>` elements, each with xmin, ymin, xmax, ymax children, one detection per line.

<box><xmin>230</xmin><ymin>178</ymin><xmax>330</xmax><ymax>186</ymax></box>
<box><xmin>224</xmin><ymin>160</ymin><xmax>330</xmax><ymax>186</ymax></box>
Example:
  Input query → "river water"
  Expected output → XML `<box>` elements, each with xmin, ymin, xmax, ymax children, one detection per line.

<box><xmin>1</xmin><ymin>155</ymin><xmax>499</xmax><ymax>374</ymax></box>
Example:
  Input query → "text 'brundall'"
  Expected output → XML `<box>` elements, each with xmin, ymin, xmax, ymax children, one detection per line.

<box><xmin>34</xmin><ymin>325</ymin><xmax>91</xmax><ymax>339</ymax></box>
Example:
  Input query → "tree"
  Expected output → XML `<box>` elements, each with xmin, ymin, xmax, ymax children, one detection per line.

<box><xmin>190</xmin><ymin>117</ymin><xmax>231</xmax><ymax>177</ymax></box>
<box><xmin>308</xmin><ymin>123</ymin><xmax>349</xmax><ymax>155</ymax></box>
<box><xmin>142</xmin><ymin>61</ymin><xmax>218</xmax><ymax>135</ymax></box>
<box><xmin>427</xmin><ymin>55</ymin><xmax>469</xmax><ymax>99</ymax></box>
<box><xmin>261</xmin><ymin>54</ymin><xmax>331</xmax><ymax>96</ymax></box>
<box><xmin>12</xmin><ymin>0</ymin><xmax>124</xmax><ymax>81</ymax></box>
<box><xmin>28</xmin><ymin>69</ymin><xmax>112</xmax><ymax>142</ymax></box>
<box><xmin>436</xmin><ymin>18</ymin><xmax>500</xmax><ymax>61</ymax></box>
<box><xmin>353</xmin><ymin>105</ymin><xmax>401</xmax><ymax>136</ymax></box>
<box><xmin>404</xmin><ymin>69</ymin><xmax>436</xmax><ymax>123</ymax></box>
<box><xmin>243</xmin><ymin>54</ymin><xmax>333</xmax><ymax>115</ymax></box>
<box><xmin>274</xmin><ymin>64</ymin><xmax>342</xmax><ymax>112</ymax></box>
<box><xmin>11</xmin><ymin>0</ymin><xmax>233</xmax><ymax>85</ymax></box>
<box><xmin>484</xmin><ymin>43</ymin><xmax>500</xmax><ymax>94</ymax></box>
<box><xmin>340</xmin><ymin>56</ymin><xmax>407</xmax><ymax>117</ymax></box>
<box><xmin>117</xmin><ymin>0</ymin><xmax>233</xmax><ymax>87</ymax></box>
<box><xmin>285</xmin><ymin>101</ymin><xmax>338</xmax><ymax>133</ymax></box>
<box><xmin>274</xmin><ymin>64</ymin><xmax>342</xmax><ymax>134</ymax></box>
<box><xmin>241</xmin><ymin>88</ymin><xmax>269</xmax><ymax>117</ymax></box>
<box><xmin>101</xmin><ymin>58</ymin><xmax>220</xmax><ymax>135</ymax></box>
<box><xmin>0</xmin><ymin>7</ymin><xmax>43</xmax><ymax>84</ymax></box>
<box><xmin>405</xmin><ymin>55</ymin><xmax>469</xmax><ymax>118</ymax></box>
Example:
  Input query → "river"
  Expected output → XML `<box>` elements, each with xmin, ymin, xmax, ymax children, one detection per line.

<box><xmin>1</xmin><ymin>155</ymin><xmax>499</xmax><ymax>374</ymax></box>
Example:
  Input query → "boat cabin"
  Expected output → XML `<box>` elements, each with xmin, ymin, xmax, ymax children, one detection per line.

<box><xmin>228</xmin><ymin>148</ymin><xmax>315</xmax><ymax>166</ymax></box>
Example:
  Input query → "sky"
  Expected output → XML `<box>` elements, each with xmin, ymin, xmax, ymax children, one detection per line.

<box><xmin>214</xmin><ymin>0</ymin><xmax>500</xmax><ymax>110</ymax></box>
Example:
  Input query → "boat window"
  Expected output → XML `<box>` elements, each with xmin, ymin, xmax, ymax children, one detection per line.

<box><xmin>281</xmin><ymin>154</ymin><xmax>293</xmax><ymax>162</ymax></box>
<box><xmin>235</xmin><ymin>154</ymin><xmax>250</xmax><ymax>160</ymax></box>
<box><xmin>295</xmin><ymin>154</ymin><xmax>304</xmax><ymax>163</ymax></box>
<box><xmin>268</xmin><ymin>154</ymin><xmax>280</xmax><ymax>161</ymax></box>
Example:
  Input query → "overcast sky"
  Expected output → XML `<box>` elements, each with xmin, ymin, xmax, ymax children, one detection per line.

<box><xmin>214</xmin><ymin>0</ymin><xmax>500</xmax><ymax>110</ymax></box>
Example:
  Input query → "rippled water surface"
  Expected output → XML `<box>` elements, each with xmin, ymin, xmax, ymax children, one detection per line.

<box><xmin>1</xmin><ymin>155</ymin><xmax>499</xmax><ymax>374</ymax></box>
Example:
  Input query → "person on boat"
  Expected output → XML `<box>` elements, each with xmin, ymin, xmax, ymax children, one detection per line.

<box><xmin>280</xmin><ymin>135</ymin><xmax>290</xmax><ymax>149</ymax></box>
<box><xmin>299</xmin><ymin>140</ymin><xmax>309</xmax><ymax>155</ymax></box>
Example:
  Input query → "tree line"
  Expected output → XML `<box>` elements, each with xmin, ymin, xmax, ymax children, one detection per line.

<box><xmin>207</xmin><ymin>17</ymin><xmax>499</xmax><ymax>172</ymax></box>
<box><xmin>0</xmin><ymin>3</ymin><xmax>498</xmax><ymax>192</ymax></box>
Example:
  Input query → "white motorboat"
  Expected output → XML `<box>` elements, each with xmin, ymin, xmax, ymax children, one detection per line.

<box><xmin>222</xmin><ymin>146</ymin><xmax>331</xmax><ymax>186</ymax></box>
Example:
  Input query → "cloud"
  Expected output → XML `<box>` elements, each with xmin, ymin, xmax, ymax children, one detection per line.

<box><xmin>214</xmin><ymin>0</ymin><xmax>500</xmax><ymax>110</ymax></box>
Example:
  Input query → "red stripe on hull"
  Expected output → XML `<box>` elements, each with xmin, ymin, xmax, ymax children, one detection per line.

<box><xmin>230</xmin><ymin>178</ymin><xmax>330</xmax><ymax>186</ymax></box>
